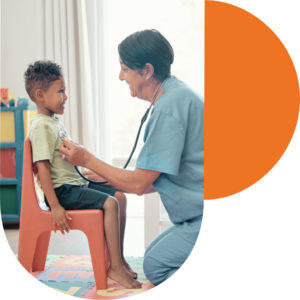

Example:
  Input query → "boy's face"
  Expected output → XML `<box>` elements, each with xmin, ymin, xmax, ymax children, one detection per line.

<box><xmin>36</xmin><ymin>77</ymin><xmax>67</xmax><ymax>116</ymax></box>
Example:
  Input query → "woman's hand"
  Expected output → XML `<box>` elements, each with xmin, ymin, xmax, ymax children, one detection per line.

<box><xmin>59</xmin><ymin>138</ymin><xmax>92</xmax><ymax>167</ymax></box>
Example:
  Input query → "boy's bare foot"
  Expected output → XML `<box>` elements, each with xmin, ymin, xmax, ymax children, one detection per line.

<box><xmin>108</xmin><ymin>266</ymin><xmax>142</xmax><ymax>289</ymax></box>
<box><xmin>122</xmin><ymin>259</ymin><xmax>138</xmax><ymax>279</ymax></box>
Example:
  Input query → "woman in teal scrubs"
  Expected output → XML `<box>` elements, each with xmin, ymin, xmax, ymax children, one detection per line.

<box><xmin>60</xmin><ymin>29</ymin><xmax>204</xmax><ymax>285</ymax></box>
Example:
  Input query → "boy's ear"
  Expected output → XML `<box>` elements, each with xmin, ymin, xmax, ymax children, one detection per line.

<box><xmin>35</xmin><ymin>89</ymin><xmax>44</xmax><ymax>101</ymax></box>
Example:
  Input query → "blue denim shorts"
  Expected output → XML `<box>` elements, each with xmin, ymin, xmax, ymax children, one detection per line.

<box><xmin>45</xmin><ymin>183</ymin><xmax>117</xmax><ymax>210</ymax></box>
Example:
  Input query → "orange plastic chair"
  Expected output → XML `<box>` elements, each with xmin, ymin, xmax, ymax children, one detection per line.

<box><xmin>18</xmin><ymin>138</ymin><xmax>108</xmax><ymax>289</ymax></box>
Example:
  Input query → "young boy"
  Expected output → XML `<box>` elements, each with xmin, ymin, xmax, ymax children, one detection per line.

<box><xmin>25</xmin><ymin>60</ymin><xmax>141</xmax><ymax>289</ymax></box>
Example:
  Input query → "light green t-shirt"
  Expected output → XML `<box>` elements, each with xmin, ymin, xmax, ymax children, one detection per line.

<box><xmin>29</xmin><ymin>114</ymin><xmax>86</xmax><ymax>188</ymax></box>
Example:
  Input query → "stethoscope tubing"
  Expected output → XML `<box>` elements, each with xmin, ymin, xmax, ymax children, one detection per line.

<box><xmin>73</xmin><ymin>78</ymin><xmax>166</xmax><ymax>185</ymax></box>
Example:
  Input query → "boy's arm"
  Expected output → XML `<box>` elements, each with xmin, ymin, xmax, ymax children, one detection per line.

<box><xmin>36</xmin><ymin>160</ymin><xmax>72</xmax><ymax>234</ymax></box>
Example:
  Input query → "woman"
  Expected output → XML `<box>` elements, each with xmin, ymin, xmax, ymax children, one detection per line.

<box><xmin>60</xmin><ymin>29</ymin><xmax>204</xmax><ymax>285</ymax></box>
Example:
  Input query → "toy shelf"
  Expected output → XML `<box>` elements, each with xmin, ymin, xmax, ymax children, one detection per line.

<box><xmin>0</xmin><ymin>105</ymin><xmax>37</xmax><ymax>222</ymax></box>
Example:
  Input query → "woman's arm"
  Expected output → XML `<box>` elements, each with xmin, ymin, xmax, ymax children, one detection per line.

<box><xmin>60</xmin><ymin>139</ymin><xmax>160</xmax><ymax>195</ymax></box>
<box><xmin>36</xmin><ymin>160</ymin><xmax>72</xmax><ymax>234</ymax></box>
<box><xmin>87</xmin><ymin>155</ymin><xmax>159</xmax><ymax>195</ymax></box>
<box><xmin>82</xmin><ymin>170</ymin><xmax>158</xmax><ymax>194</ymax></box>
<box><xmin>143</xmin><ymin>185</ymin><xmax>157</xmax><ymax>194</ymax></box>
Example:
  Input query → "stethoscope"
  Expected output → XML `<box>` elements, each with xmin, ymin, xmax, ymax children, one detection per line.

<box><xmin>59</xmin><ymin>78</ymin><xmax>166</xmax><ymax>185</ymax></box>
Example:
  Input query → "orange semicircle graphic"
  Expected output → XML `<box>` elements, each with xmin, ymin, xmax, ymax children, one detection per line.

<box><xmin>205</xmin><ymin>0</ymin><xmax>300</xmax><ymax>199</ymax></box>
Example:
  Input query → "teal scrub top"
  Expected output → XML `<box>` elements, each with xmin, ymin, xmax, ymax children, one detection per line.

<box><xmin>136</xmin><ymin>76</ymin><xmax>204</xmax><ymax>224</ymax></box>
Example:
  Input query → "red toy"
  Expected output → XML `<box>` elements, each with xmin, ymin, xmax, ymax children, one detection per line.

<box><xmin>1</xmin><ymin>88</ymin><xmax>15</xmax><ymax>107</ymax></box>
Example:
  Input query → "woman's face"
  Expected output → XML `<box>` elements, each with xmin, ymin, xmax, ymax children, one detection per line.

<box><xmin>119</xmin><ymin>59</ymin><xmax>147</xmax><ymax>99</ymax></box>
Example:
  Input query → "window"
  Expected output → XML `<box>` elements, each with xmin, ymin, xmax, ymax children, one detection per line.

<box><xmin>104</xmin><ymin>0</ymin><xmax>204</xmax><ymax>255</ymax></box>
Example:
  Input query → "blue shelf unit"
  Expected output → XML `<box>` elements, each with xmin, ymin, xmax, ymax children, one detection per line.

<box><xmin>0</xmin><ymin>105</ymin><xmax>36</xmax><ymax>222</ymax></box>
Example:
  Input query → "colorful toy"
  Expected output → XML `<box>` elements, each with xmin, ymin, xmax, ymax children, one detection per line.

<box><xmin>1</xmin><ymin>88</ymin><xmax>15</xmax><ymax>107</ymax></box>
<box><xmin>0</xmin><ymin>99</ymin><xmax>8</xmax><ymax>107</ymax></box>
<box><xmin>17</xmin><ymin>97</ymin><xmax>29</xmax><ymax>107</ymax></box>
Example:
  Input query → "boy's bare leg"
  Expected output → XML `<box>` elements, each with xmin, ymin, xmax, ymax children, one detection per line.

<box><xmin>103</xmin><ymin>197</ymin><xmax>141</xmax><ymax>289</ymax></box>
<box><xmin>113</xmin><ymin>191</ymin><xmax>138</xmax><ymax>278</ymax></box>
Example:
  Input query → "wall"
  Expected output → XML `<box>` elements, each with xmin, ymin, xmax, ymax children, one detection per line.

<box><xmin>1</xmin><ymin>0</ymin><xmax>44</xmax><ymax>101</ymax></box>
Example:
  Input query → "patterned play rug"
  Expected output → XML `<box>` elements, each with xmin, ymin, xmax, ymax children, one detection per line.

<box><xmin>32</xmin><ymin>255</ymin><xmax>154</xmax><ymax>299</ymax></box>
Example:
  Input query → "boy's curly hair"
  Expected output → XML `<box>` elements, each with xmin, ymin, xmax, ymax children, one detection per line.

<box><xmin>24</xmin><ymin>60</ymin><xmax>63</xmax><ymax>101</ymax></box>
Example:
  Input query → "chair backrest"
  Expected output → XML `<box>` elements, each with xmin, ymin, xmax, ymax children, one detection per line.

<box><xmin>20</xmin><ymin>138</ymin><xmax>41</xmax><ymax>216</ymax></box>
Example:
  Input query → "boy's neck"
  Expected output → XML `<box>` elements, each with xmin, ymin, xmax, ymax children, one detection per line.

<box><xmin>37</xmin><ymin>105</ymin><xmax>55</xmax><ymax>117</ymax></box>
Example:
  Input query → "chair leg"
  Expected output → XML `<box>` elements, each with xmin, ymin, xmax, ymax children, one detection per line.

<box><xmin>18</xmin><ymin>230</ymin><xmax>39</xmax><ymax>272</ymax></box>
<box><xmin>86</xmin><ymin>231</ymin><xmax>107</xmax><ymax>290</ymax></box>
<box><xmin>32</xmin><ymin>231</ymin><xmax>51</xmax><ymax>272</ymax></box>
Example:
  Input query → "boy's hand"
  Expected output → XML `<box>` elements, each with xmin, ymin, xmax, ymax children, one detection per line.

<box><xmin>51</xmin><ymin>205</ymin><xmax>72</xmax><ymax>234</ymax></box>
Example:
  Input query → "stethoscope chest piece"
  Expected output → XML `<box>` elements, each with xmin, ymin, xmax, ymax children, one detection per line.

<box><xmin>59</xmin><ymin>129</ymin><xmax>68</xmax><ymax>141</ymax></box>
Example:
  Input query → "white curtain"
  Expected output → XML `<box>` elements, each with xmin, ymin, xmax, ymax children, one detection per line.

<box><xmin>43</xmin><ymin>0</ymin><xmax>107</xmax><ymax>157</ymax></box>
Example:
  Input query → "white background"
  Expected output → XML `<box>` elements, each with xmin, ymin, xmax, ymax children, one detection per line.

<box><xmin>106</xmin><ymin>0</ymin><xmax>204</xmax><ymax>160</ymax></box>
<box><xmin>1</xmin><ymin>0</ymin><xmax>300</xmax><ymax>299</ymax></box>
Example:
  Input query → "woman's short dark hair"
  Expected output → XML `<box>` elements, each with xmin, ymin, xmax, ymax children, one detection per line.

<box><xmin>24</xmin><ymin>60</ymin><xmax>62</xmax><ymax>101</ymax></box>
<box><xmin>118</xmin><ymin>29</ymin><xmax>174</xmax><ymax>82</ymax></box>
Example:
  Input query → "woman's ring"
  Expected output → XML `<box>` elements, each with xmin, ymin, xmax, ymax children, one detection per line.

<box><xmin>62</xmin><ymin>154</ymin><xmax>66</xmax><ymax>160</ymax></box>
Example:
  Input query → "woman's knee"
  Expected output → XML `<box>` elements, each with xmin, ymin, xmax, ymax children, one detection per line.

<box><xmin>143</xmin><ymin>254</ymin><xmax>165</xmax><ymax>285</ymax></box>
